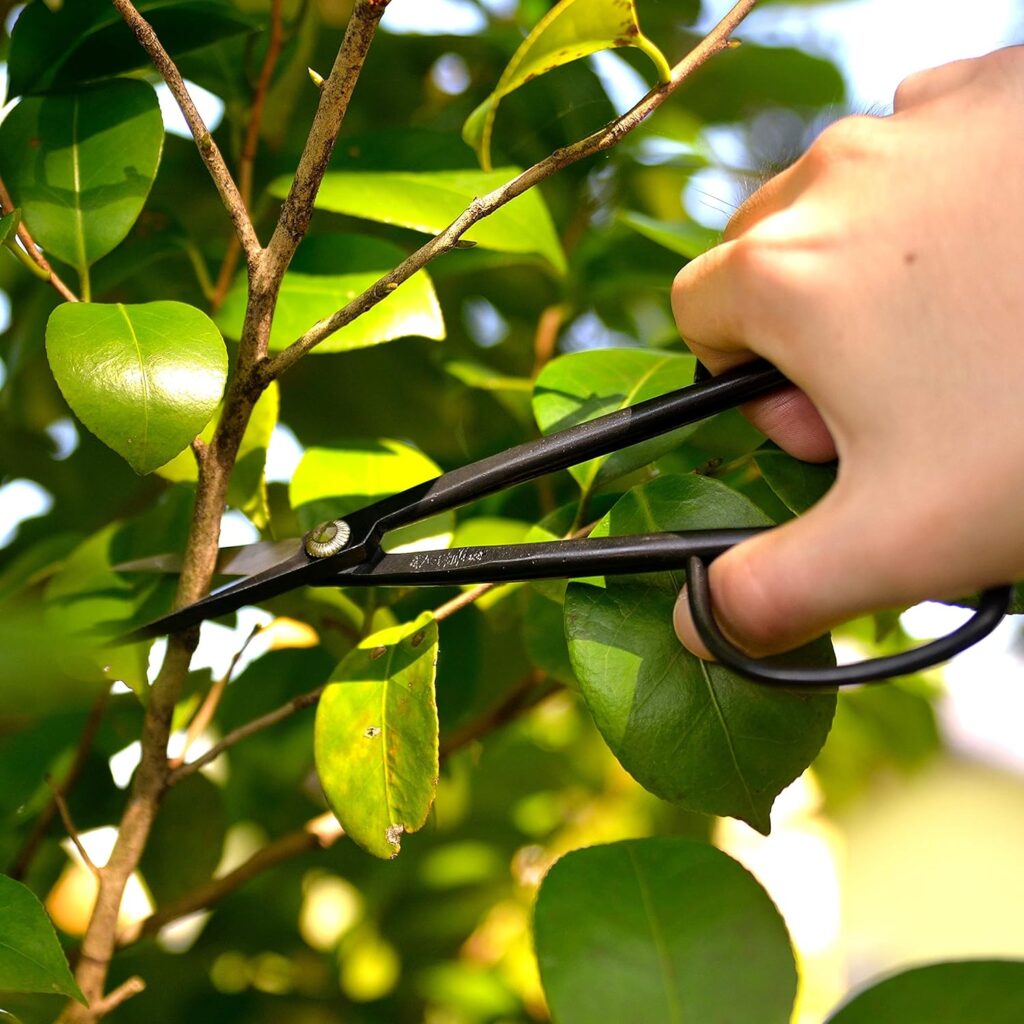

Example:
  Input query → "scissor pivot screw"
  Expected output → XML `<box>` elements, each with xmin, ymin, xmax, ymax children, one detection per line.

<box><xmin>304</xmin><ymin>518</ymin><xmax>351</xmax><ymax>558</ymax></box>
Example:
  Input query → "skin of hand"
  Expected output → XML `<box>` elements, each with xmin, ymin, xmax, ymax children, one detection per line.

<box><xmin>672</xmin><ymin>45</ymin><xmax>1024</xmax><ymax>660</ymax></box>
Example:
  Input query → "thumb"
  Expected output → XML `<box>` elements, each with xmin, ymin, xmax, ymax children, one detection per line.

<box><xmin>674</xmin><ymin>486</ymin><xmax>895</xmax><ymax>659</ymax></box>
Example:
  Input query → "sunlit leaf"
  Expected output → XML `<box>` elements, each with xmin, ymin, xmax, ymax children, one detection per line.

<box><xmin>217</xmin><ymin>235</ymin><xmax>445</xmax><ymax>353</ymax></box>
<box><xmin>826</xmin><ymin>961</ymin><xmax>1024</xmax><ymax>1023</ymax></box>
<box><xmin>532</xmin><ymin>349</ymin><xmax>698</xmax><ymax>496</ymax></box>
<box><xmin>290</xmin><ymin>441</ymin><xmax>453</xmax><ymax>553</ymax></box>
<box><xmin>463</xmin><ymin>0</ymin><xmax>670</xmax><ymax>171</ymax></box>
<box><xmin>46</xmin><ymin>302</ymin><xmax>228</xmax><ymax>474</ymax></box>
<box><xmin>7</xmin><ymin>0</ymin><xmax>257</xmax><ymax>97</ymax></box>
<box><xmin>0</xmin><ymin>80</ymin><xmax>163</xmax><ymax>274</ymax></box>
<box><xmin>0</xmin><ymin>874</ymin><xmax>85</xmax><ymax>1004</ymax></box>
<box><xmin>534</xmin><ymin>839</ymin><xmax>796</xmax><ymax>1023</ymax></box>
<box><xmin>270</xmin><ymin>169</ymin><xmax>566</xmax><ymax>273</ymax></box>
<box><xmin>315</xmin><ymin>615</ymin><xmax>439</xmax><ymax>859</ymax></box>
<box><xmin>565</xmin><ymin>474</ymin><xmax>836</xmax><ymax>833</ymax></box>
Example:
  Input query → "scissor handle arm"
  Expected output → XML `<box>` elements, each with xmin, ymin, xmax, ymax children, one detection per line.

<box><xmin>686</xmin><ymin>556</ymin><xmax>1013</xmax><ymax>688</ymax></box>
<box><xmin>361</xmin><ymin>360</ymin><xmax>788</xmax><ymax>536</ymax></box>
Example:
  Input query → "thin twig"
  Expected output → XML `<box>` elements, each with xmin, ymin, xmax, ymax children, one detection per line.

<box><xmin>440</xmin><ymin>671</ymin><xmax>559</xmax><ymax>757</ymax></box>
<box><xmin>48</xmin><ymin>776</ymin><xmax>100</xmax><ymax>879</ymax></box>
<box><xmin>433</xmin><ymin>582</ymin><xmax>498</xmax><ymax>622</ymax></box>
<box><xmin>170</xmin><ymin>623</ymin><xmax>265</xmax><ymax>769</ymax></box>
<box><xmin>212</xmin><ymin>0</ymin><xmax>286</xmax><ymax>310</ymax></box>
<box><xmin>532</xmin><ymin>303</ymin><xmax>567</xmax><ymax>379</ymax></box>
<box><xmin>119</xmin><ymin>812</ymin><xmax>345</xmax><ymax>945</ymax></box>
<box><xmin>110</xmin><ymin>0</ymin><xmax>261</xmax><ymax>263</ymax></box>
<box><xmin>0</xmin><ymin>175</ymin><xmax>79</xmax><ymax>302</ymax></box>
<box><xmin>9</xmin><ymin>689</ymin><xmax>109</xmax><ymax>879</ymax></box>
<box><xmin>261</xmin><ymin>0</ymin><xmax>759</xmax><ymax>380</ymax></box>
<box><xmin>90</xmin><ymin>977</ymin><xmax>146</xmax><ymax>1019</ymax></box>
<box><xmin>168</xmin><ymin>682</ymin><xmax>326</xmax><ymax>785</ymax></box>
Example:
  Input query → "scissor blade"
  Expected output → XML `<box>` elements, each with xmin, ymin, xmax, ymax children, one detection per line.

<box><xmin>115</xmin><ymin>540</ymin><xmax>301</xmax><ymax>578</ymax></box>
<box><xmin>127</xmin><ymin>547</ymin><xmax>334</xmax><ymax>640</ymax></box>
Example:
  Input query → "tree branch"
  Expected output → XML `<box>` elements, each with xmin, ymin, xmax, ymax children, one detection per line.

<box><xmin>110</xmin><ymin>0</ymin><xmax>261</xmax><ymax>264</ymax></box>
<box><xmin>118</xmin><ymin>812</ymin><xmax>345</xmax><ymax>946</ymax></box>
<box><xmin>211</xmin><ymin>0</ymin><xmax>286</xmax><ymax>311</ymax></box>
<box><xmin>49</xmin><ymin>776</ymin><xmax>100</xmax><ymax>879</ymax></box>
<box><xmin>90</xmin><ymin>977</ymin><xmax>145</xmax><ymax>1019</ymax></box>
<box><xmin>0</xmin><ymin>175</ymin><xmax>80</xmax><ymax>302</ymax></box>
<box><xmin>168</xmin><ymin>682</ymin><xmax>326</xmax><ymax>786</ymax></box>
<box><xmin>261</xmin><ymin>0</ymin><xmax>759</xmax><ymax>380</ymax></box>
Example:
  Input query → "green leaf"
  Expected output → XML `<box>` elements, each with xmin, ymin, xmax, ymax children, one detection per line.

<box><xmin>532</xmin><ymin>349</ymin><xmax>698</xmax><ymax>496</ymax></box>
<box><xmin>0</xmin><ymin>873</ymin><xmax>86</xmax><ymax>1004</ymax></box>
<box><xmin>0</xmin><ymin>209</ymin><xmax>21</xmax><ymax>245</ymax></box>
<box><xmin>314</xmin><ymin>614</ymin><xmax>439</xmax><ymax>859</ymax></box>
<box><xmin>754</xmin><ymin>446</ymin><xmax>837</xmax><ymax>515</ymax></box>
<box><xmin>217</xmin><ymin>235</ymin><xmax>445</xmax><ymax>353</ymax></box>
<box><xmin>565</xmin><ymin>475</ymin><xmax>836</xmax><ymax>833</ymax></box>
<box><xmin>269</xmin><ymin>169</ymin><xmax>566</xmax><ymax>273</ymax></box>
<box><xmin>46</xmin><ymin>302</ymin><xmax>228</xmax><ymax>474</ymax></box>
<box><xmin>0</xmin><ymin>79</ymin><xmax>164</xmax><ymax>274</ymax></box>
<box><xmin>140</xmin><ymin>774</ymin><xmax>227</xmax><ymax>905</ymax></box>
<box><xmin>618</xmin><ymin>210</ymin><xmax>720</xmax><ymax>259</ymax></box>
<box><xmin>7</xmin><ymin>0</ymin><xmax>257</xmax><ymax>97</ymax></box>
<box><xmin>290</xmin><ymin>441</ymin><xmax>453</xmax><ymax>553</ymax></box>
<box><xmin>462</xmin><ymin>0</ymin><xmax>670</xmax><ymax>171</ymax></box>
<box><xmin>826</xmin><ymin>961</ymin><xmax>1024</xmax><ymax>1023</ymax></box>
<box><xmin>157</xmin><ymin>382</ymin><xmax>279</xmax><ymax>521</ymax></box>
<box><xmin>534</xmin><ymin>839</ymin><xmax>796</xmax><ymax>1024</ymax></box>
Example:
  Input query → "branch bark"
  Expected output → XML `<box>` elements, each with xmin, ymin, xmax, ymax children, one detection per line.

<box><xmin>110</xmin><ymin>0</ymin><xmax>261</xmax><ymax>264</ymax></box>
<box><xmin>261</xmin><ymin>0</ymin><xmax>759</xmax><ymax>380</ymax></box>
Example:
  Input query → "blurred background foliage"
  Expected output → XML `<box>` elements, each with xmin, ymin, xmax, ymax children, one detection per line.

<box><xmin>1</xmin><ymin>1</ymin><xmax>1023</xmax><ymax>1022</ymax></box>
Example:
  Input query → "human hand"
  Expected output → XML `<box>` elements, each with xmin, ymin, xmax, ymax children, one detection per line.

<box><xmin>672</xmin><ymin>46</ymin><xmax>1024</xmax><ymax>659</ymax></box>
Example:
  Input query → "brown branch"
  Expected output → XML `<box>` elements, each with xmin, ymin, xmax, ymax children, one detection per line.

<box><xmin>258</xmin><ymin>0</ymin><xmax>391</xmax><ymax>297</ymax></box>
<box><xmin>49</xmin><ymin>777</ymin><xmax>100</xmax><ymax>879</ymax></box>
<box><xmin>211</xmin><ymin>0</ymin><xmax>286</xmax><ymax>311</ymax></box>
<box><xmin>0</xmin><ymin>175</ymin><xmax>79</xmax><ymax>302</ymax></box>
<box><xmin>110</xmin><ymin>0</ymin><xmax>261</xmax><ymax>264</ymax></box>
<box><xmin>9</xmin><ymin>689</ymin><xmax>108</xmax><ymax>879</ymax></box>
<box><xmin>119</xmin><ymin>812</ymin><xmax>345</xmax><ymax>946</ymax></box>
<box><xmin>532</xmin><ymin>303</ymin><xmax>567</xmax><ymax>379</ymax></box>
<box><xmin>261</xmin><ymin>0</ymin><xmax>759</xmax><ymax>380</ymax></box>
<box><xmin>440</xmin><ymin>670</ymin><xmax>559</xmax><ymax>758</ymax></box>
<box><xmin>168</xmin><ymin>682</ymin><xmax>326</xmax><ymax>785</ymax></box>
<box><xmin>433</xmin><ymin>582</ymin><xmax>498</xmax><ymax>622</ymax></box>
<box><xmin>169</xmin><ymin>623</ymin><xmax>265</xmax><ymax>769</ymax></box>
<box><xmin>90</xmin><ymin>977</ymin><xmax>146</xmax><ymax>1019</ymax></box>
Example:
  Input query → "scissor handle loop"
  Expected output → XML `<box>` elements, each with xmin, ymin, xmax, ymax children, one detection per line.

<box><xmin>685</xmin><ymin>556</ymin><xmax>1012</xmax><ymax>688</ymax></box>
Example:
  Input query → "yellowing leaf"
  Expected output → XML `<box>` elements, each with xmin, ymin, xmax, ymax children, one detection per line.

<box><xmin>463</xmin><ymin>0</ymin><xmax>670</xmax><ymax>170</ymax></box>
<box><xmin>314</xmin><ymin>615</ymin><xmax>439</xmax><ymax>860</ymax></box>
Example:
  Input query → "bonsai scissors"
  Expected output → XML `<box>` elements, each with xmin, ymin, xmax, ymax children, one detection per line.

<box><xmin>127</xmin><ymin>359</ymin><xmax>1011</xmax><ymax>688</ymax></box>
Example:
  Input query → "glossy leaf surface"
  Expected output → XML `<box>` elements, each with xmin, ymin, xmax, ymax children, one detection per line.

<box><xmin>826</xmin><ymin>961</ymin><xmax>1024</xmax><ymax>1023</ymax></box>
<box><xmin>315</xmin><ymin>615</ymin><xmax>439</xmax><ymax>859</ymax></box>
<box><xmin>0</xmin><ymin>873</ymin><xmax>85</xmax><ymax>1003</ymax></box>
<box><xmin>217</xmin><ymin>235</ymin><xmax>444</xmax><ymax>353</ymax></box>
<box><xmin>46</xmin><ymin>302</ymin><xmax>228</xmax><ymax>474</ymax></box>
<box><xmin>566</xmin><ymin>475</ymin><xmax>836</xmax><ymax>832</ymax></box>
<box><xmin>618</xmin><ymin>210</ymin><xmax>720</xmax><ymax>259</ymax></box>
<box><xmin>7</xmin><ymin>0</ymin><xmax>256</xmax><ymax>96</ymax></box>
<box><xmin>270</xmin><ymin>170</ymin><xmax>566</xmax><ymax>272</ymax></box>
<box><xmin>0</xmin><ymin>80</ymin><xmax>163</xmax><ymax>272</ymax></box>
<box><xmin>462</xmin><ymin>0</ymin><xmax>670</xmax><ymax>171</ymax></box>
<box><xmin>533</xmin><ymin>348</ymin><xmax>698</xmax><ymax>495</ymax></box>
<box><xmin>534</xmin><ymin>839</ymin><xmax>796</xmax><ymax>1024</ymax></box>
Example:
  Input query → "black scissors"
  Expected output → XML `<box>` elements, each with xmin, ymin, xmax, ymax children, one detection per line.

<box><xmin>127</xmin><ymin>359</ymin><xmax>1011</xmax><ymax>688</ymax></box>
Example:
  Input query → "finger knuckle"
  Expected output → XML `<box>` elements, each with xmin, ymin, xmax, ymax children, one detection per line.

<box><xmin>802</xmin><ymin>115</ymin><xmax>881</xmax><ymax>171</ymax></box>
